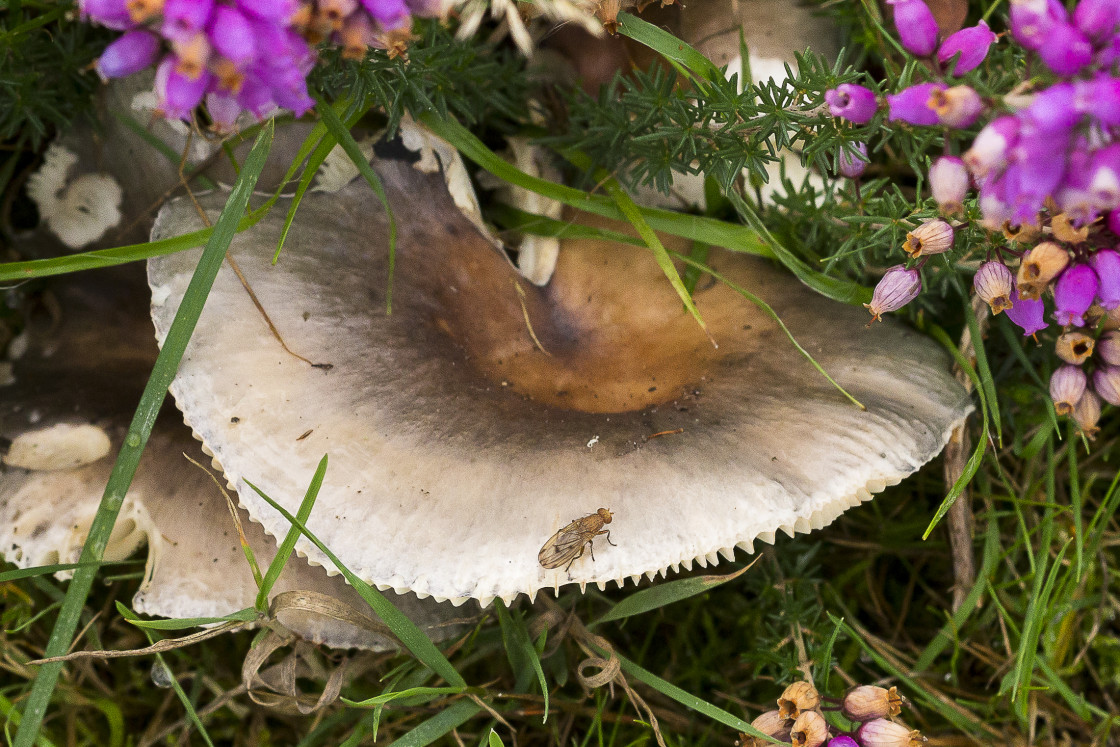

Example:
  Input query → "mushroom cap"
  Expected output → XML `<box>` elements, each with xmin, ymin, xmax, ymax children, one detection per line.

<box><xmin>148</xmin><ymin>154</ymin><xmax>971</xmax><ymax>606</ymax></box>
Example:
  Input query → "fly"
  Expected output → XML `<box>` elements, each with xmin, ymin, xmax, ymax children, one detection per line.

<box><xmin>538</xmin><ymin>508</ymin><xmax>616</xmax><ymax>572</ymax></box>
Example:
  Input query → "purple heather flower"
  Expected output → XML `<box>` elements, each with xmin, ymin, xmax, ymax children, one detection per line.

<box><xmin>96</xmin><ymin>29</ymin><xmax>160</xmax><ymax>78</ymax></box>
<box><xmin>838</xmin><ymin>142</ymin><xmax>869</xmax><ymax>178</ymax></box>
<box><xmin>1076</xmin><ymin>75</ymin><xmax>1120</xmax><ymax>128</ymax></box>
<box><xmin>825</xmin><ymin>83</ymin><xmax>878</xmax><ymax>124</ymax></box>
<box><xmin>1055</xmin><ymin>149</ymin><xmax>1098</xmax><ymax>226</ymax></box>
<box><xmin>236</xmin><ymin>0</ymin><xmax>299</xmax><ymax>21</ymax></box>
<box><xmin>1090</xmin><ymin>143</ymin><xmax>1120</xmax><ymax>211</ymax></box>
<box><xmin>1074</xmin><ymin>0</ymin><xmax>1120</xmax><ymax>42</ymax></box>
<box><xmin>208</xmin><ymin>6</ymin><xmax>257</xmax><ymax>65</ymax></box>
<box><xmin>155</xmin><ymin>56</ymin><xmax>212</xmax><ymax>119</ymax></box>
<box><xmin>886</xmin><ymin>0</ymin><xmax>939</xmax><ymax>57</ymax></box>
<box><xmin>1022</xmin><ymin>82</ymin><xmax>1080</xmax><ymax>134</ymax></box>
<box><xmin>205</xmin><ymin>92</ymin><xmax>242</xmax><ymax>131</ymax></box>
<box><xmin>974</xmin><ymin>261</ymin><xmax>1014</xmax><ymax>315</ymax></box>
<box><xmin>1053</xmin><ymin>264</ymin><xmax>1100</xmax><ymax>326</ymax></box>
<box><xmin>887</xmin><ymin>83</ymin><xmax>944</xmax><ymax>126</ymax></box>
<box><xmin>1051</xmin><ymin>365</ymin><xmax>1087</xmax><ymax>415</ymax></box>
<box><xmin>1036</xmin><ymin>22</ymin><xmax>1094</xmax><ymax>76</ymax></box>
<box><xmin>929</xmin><ymin>85</ymin><xmax>983</xmax><ymax>128</ymax></box>
<box><xmin>1006</xmin><ymin>286</ymin><xmax>1047</xmax><ymax>335</ymax></box>
<box><xmin>1010</xmin><ymin>0</ymin><xmax>1069</xmax><ymax>51</ymax></box>
<box><xmin>1011</xmin><ymin>130</ymin><xmax>1071</xmax><ymax>223</ymax></box>
<box><xmin>79</xmin><ymin>0</ymin><xmax>134</xmax><ymax>29</ymax></box>
<box><xmin>1109</xmin><ymin>208</ymin><xmax>1120</xmax><ymax>235</ymax></box>
<box><xmin>362</xmin><ymin>0</ymin><xmax>411</xmax><ymax>29</ymax></box>
<box><xmin>1100</xmin><ymin>330</ymin><xmax>1120</xmax><ymax>365</ymax></box>
<box><xmin>1095</xmin><ymin>366</ymin><xmax>1120</xmax><ymax>406</ymax></box>
<box><xmin>162</xmin><ymin>0</ymin><xmax>214</xmax><ymax>42</ymax></box>
<box><xmin>930</xmin><ymin>156</ymin><xmax>969</xmax><ymax>213</ymax></box>
<box><xmin>937</xmin><ymin>20</ymin><xmax>997</xmax><ymax>75</ymax></box>
<box><xmin>964</xmin><ymin>116</ymin><xmax>1020</xmax><ymax>177</ymax></box>
<box><xmin>827</xmin><ymin>739</ymin><xmax>860</xmax><ymax>747</ymax></box>
<box><xmin>865</xmin><ymin>266</ymin><xmax>921</xmax><ymax>323</ymax></box>
<box><xmin>1091</xmin><ymin>249</ymin><xmax>1120</xmax><ymax>309</ymax></box>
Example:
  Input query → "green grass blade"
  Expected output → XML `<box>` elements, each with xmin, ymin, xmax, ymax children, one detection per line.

<box><xmin>616</xmin><ymin>12</ymin><xmax>723</xmax><ymax>83</ymax></box>
<box><xmin>494</xmin><ymin>601</ymin><xmax>549</xmax><ymax>722</ymax></box>
<box><xmin>593</xmin><ymin>565</ymin><xmax>751</xmax><ymax>625</ymax></box>
<box><xmin>11</xmin><ymin>120</ymin><xmax>275</xmax><ymax>747</ymax></box>
<box><xmin>0</xmin><ymin>561</ymin><xmax>134</xmax><ymax>583</ymax></box>
<box><xmin>386</xmin><ymin>700</ymin><xmax>482</xmax><ymax>747</ymax></box>
<box><xmin>316</xmin><ymin>102</ymin><xmax>399</xmax><ymax>313</ymax></box>
<box><xmin>274</xmin><ymin>131</ymin><xmax>334</xmax><ymax>263</ymax></box>
<box><xmin>115</xmin><ymin>602</ymin><xmax>258</xmax><ymax>630</ymax></box>
<box><xmin>343</xmin><ymin>686</ymin><xmax>467</xmax><ymax>708</ymax></box>
<box><xmin>965</xmin><ymin>301</ymin><xmax>1002</xmax><ymax>446</ymax></box>
<box><xmin>245</xmin><ymin>480</ymin><xmax>466</xmax><ymax>688</ymax></box>
<box><xmin>256</xmin><ymin>454</ymin><xmax>329</xmax><ymax>610</ymax></box>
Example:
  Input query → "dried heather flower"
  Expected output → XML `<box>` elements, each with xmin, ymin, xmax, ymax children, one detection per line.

<box><xmin>777</xmin><ymin>681</ymin><xmax>821</xmax><ymax>720</ymax></box>
<box><xmin>937</xmin><ymin>20</ymin><xmax>997</xmax><ymax>75</ymax></box>
<box><xmin>790</xmin><ymin>711</ymin><xmax>829</xmax><ymax>747</ymax></box>
<box><xmin>740</xmin><ymin>710</ymin><xmax>792</xmax><ymax>747</ymax></box>
<box><xmin>974</xmin><ymin>261</ymin><xmax>1014</xmax><ymax>315</ymax></box>
<box><xmin>1098</xmin><ymin>330</ymin><xmax>1120</xmax><ymax>365</ymax></box>
<box><xmin>825</xmin><ymin>84</ymin><xmax>878</xmax><ymax>124</ymax></box>
<box><xmin>1050</xmin><ymin>365</ymin><xmax>1087</xmax><ymax>415</ymax></box>
<box><xmin>1016</xmin><ymin>242</ymin><xmax>1070</xmax><ymax>300</ymax></box>
<box><xmin>857</xmin><ymin>719</ymin><xmax>927</xmax><ymax>747</ymax></box>
<box><xmin>865</xmin><ymin>266</ymin><xmax>921</xmax><ymax>323</ymax></box>
<box><xmin>1073</xmin><ymin>390</ymin><xmax>1101</xmax><ymax>438</ymax></box>
<box><xmin>1056</xmin><ymin>331</ymin><xmax>1095</xmax><ymax>365</ymax></box>
<box><xmin>902</xmin><ymin>219</ymin><xmax>954</xmax><ymax>258</ymax></box>
<box><xmin>1053</xmin><ymin>264</ymin><xmax>1100</xmax><ymax>326</ymax></box>
<box><xmin>841</xmin><ymin>685</ymin><xmax>904</xmax><ymax>721</ymax></box>
<box><xmin>930</xmin><ymin>156</ymin><xmax>969</xmax><ymax>214</ymax></box>
<box><xmin>1094</xmin><ymin>366</ymin><xmax>1120</xmax><ymax>405</ymax></box>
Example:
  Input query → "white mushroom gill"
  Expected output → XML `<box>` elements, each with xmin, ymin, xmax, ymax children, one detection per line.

<box><xmin>26</xmin><ymin>144</ymin><xmax>123</xmax><ymax>249</ymax></box>
<box><xmin>148</xmin><ymin>155</ymin><xmax>972</xmax><ymax>606</ymax></box>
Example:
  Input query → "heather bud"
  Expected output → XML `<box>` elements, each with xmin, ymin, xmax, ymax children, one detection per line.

<box><xmin>929</xmin><ymin>85</ymin><xmax>983</xmax><ymax>128</ymax></box>
<box><xmin>96</xmin><ymin>30</ymin><xmax>161</xmax><ymax>79</ymax></box>
<box><xmin>974</xmin><ymin>261</ymin><xmax>1014</xmax><ymax>315</ymax></box>
<box><xmin>887</xmin><ymin>83</ymin><xmax>943</xmax><ymax>126</ymax></box>
<box><xmin>777</xmin><ymin>681</ymin><xmax>820</xmax><ymax>720</ymax></box>
<box><xmin>790</xmin><ymin>711</ymin><xmax>829</xmax><ymax>747</ymax></box>
<box><xmin>930</xmin><ymin>156</ymin><xmax>968</xmax><ymax>214</ymax></box>
<box><xmin>838</xmin><ymin>143</ymin><xmax>869</xmax><ymax>178</ymax></box>
<box><xmin>857</xmin><ymin>719</ymin><xmax>927</xmax><ymax>747</ymax></box>
<box><xmin>1053</xmin><ymin>264</ymin><xmax>1100</xmax><ymax>326</ymax></box>
<box><xmin>1056</xmin><ymin>331</ymin><xmax>1095</xmax><ymax>365</ymax></box>
<box><xmin>840</xmin><ymin>685</ymin><xmax>904</xmax><ymax>722</ymax></box>
<box><xmin>1051</xmin><ymin>364</ymin><xmax>1087</xmax><ymax>415</ymax></box>
<box><xmin>1016</xmin><ymin>242</ymin><xmax>1069</xmax><ymax>300</ymax></box>
<box><xmin>1098</xmin><ymin>330</ymin><xmax>1120</xmax><ymax>365</ymax></box>
<box><xmin>1074</xmin><ymin>390</ymin><xmax>1101</xmax><ymax>439</ymax></box>
<box><xmin>1006</xmin><ymin>287</ymin><xmax>1048</xmax><ymax>335</ymax></box>
<box><xmin>887</xmin><ymin>0</ymin><xmax>939</xmax><ymax>57</ymax></box>
<box><xmin>937</xmin><ymin>20</ymin><xmax>997</xmax><ymax>75</ymax></box>
<box><xmin>1094</xmin><ymin>365</ymin><xmax>1120</xmax><ymax>405</ymax></box>
<box><xmin>865</xmin><ymin>266</ymin><xmax>921</xmax><ymax>323</ymax></box>
<box><xmin>903</xmin><ymin>219</ymin><xmax>954</xmax><ymax>258</ymax></box>
<box><xmin>825</xmin><ymin>84</ymin><xmax>878</xmax><ymax>124</ymax></box>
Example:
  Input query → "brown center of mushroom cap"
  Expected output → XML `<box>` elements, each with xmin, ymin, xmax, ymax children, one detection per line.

<box><xmin>418</xmin><ymin>213</ymin><xmax>772</xmax><ymax>414</ymax></box>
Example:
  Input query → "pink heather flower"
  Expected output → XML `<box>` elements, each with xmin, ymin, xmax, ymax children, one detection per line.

<box><xmin>1090</xmin><ymin>143</ymin><xmax>1120</xmax><ymax>211</ymax></box>
<box><xmin>929</xmin><ymin>85</ymin><xmax>983</xmax><ymax>128</ymax></box>
<box><xmin>964</xmin><ymin>116</ymin><xmax>1020</xmax><ymax>178</ymax></box>
<box><xmin>96</xmin><ymin>29</ymin><xmax>160</xmax><ymax>78</ymax></box>
<box><xmin>1055</xmin><ymin>146</ymin><xmax>1097</xmax><ymax>226</ymax></box>
<box><xmin>887</xmin><ymin>0</ymin><xmax>939</xmax><ymax>57</ymax></box>
<box><xmin>827</xmin><ymin>739</ymin><xmax>860</xmax><ymax>747</ymax></box>
<box><xmin>155</xmin><ymin>56</ymin><xmax>212</xmax><ymax>119</ymax></box>
<box><xmin>1006</xmin><ymin>286</ymin><xmax>1047</xmax><ymax>335</ymax></box>
<box><xmin>1094</xmin><ymin>365</ymin><xmax>1120</xmax><ymax>405</ymax></box>
<box><xmin>208</xmin><ymin>6</ymin><xmax>256</xmax><ymax>65</ymax></box>
<box><xmin>974</xmin><ymin>261</ymin><xmax>1014</xmax><ymax>315</ymax></box>
<box><xmin>887</xmin><ymin>83</ymin><xmax>944</xmax><ymax>126</ymax></box>
<box><xmin>1053</xmin><ymin>264</ymin><xmax>1100</xmax><ymax>327</ymax></box>
<box><xmin>1074</xmin><ymin>0</ymin><xmax>1120</xmax><ymax>42</ymax></box>
<box><xmin>1099</xmin><ymin>331</ymin><xmax>1120</xmax><ymax>365</ymax></box>
<box><xmin>235</xmin><ymin>0</ymin><xmax>299</xmax><ymax>21</ymax></box>
<box><xmin>937</xmin><ymin>21</ymin><xmax>997</xmax><ymax>75</ymax></box>
<box><xmin>1022</xmin><ymin>82</ymin><xmax>1080</xmax><ymax>134</ymax></box>
<box><xmin>161</xmin><ymin>0</ymin><xmax>213</xmax><ymax>42</ymax></box>
<box><xmin>1010</xmin><ymin>0</ymin><xmax>1069</xmax><ymax>51</ymax></box>
<box><xmin>80</xmin><ymin>0</ymin><xmax>135</xmax><ymax>29</ymax></box>
<box><xmin>825</xmin><ymin>83</ymin><xmax>878</xmax><ymax>124</ymax></box>
<box><xmin>1076</xmin><ymin>76</ymin><xmax>1120</xmax><ymax>128</ymax></box>
<box><xmin>1091</xmin><ymin>249</ymin><xmax>1120</xmax><ymax>309</ymax></box>
<box><xmin>1051</xmin><ymin>365</ymin><xmax>1087</xmax><ymax>415</ymax></box>
<box><xmin>930</xmin><ymin>156</ymin><xmax>968</xmax><ymax>213</ymax></box>
<box><xmin>1011</xmin><ymin>131</ymin><xmax>1071</xmax><ymax>224</ymax></box>
<box><xmin>362</xmin><ymin>0</ymin><xmax>411</xmax><ymax>28</ymax></box>
<box><xmin>1036</xmin><ymin>22</ymin><xmax>1094</xmax><ymax>76</ymax></box>
<box><xmin>856</xmin><ymin>719</ymin><xmax>925</xmax><ymax>747</ymax></box>
<box><xmin>838</xmin><ymin>142</ymin><xmax>869</xmax><ymax>178</ymax></box>
<box><xmin>865</xmin><ymin>266</ymin><xmax>921</xmax><ymax>323</ymax></box>
<box><xmin>205</xmin><ymin>92</ymin><xmax>242</xmax><ymax>131</ymax></box>
<box><xmin>1110</xmin><ymin>209</ymin><xmax>1120</xmax><ymax>235</ymax></box>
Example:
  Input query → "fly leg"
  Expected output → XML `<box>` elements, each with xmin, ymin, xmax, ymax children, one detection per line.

<box><xmin>599</xmin><ymin>529</ymin><xmax>616</xmax><ymax>547</ymax></box>
<box><xmin>563</xmin><ymin>545</ymin><xmax>586</xmax><ymax>573</ymax></box>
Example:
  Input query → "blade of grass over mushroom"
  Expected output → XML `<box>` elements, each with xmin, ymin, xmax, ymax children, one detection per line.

<box><xmin>725</xmin><ymin>188</ymin><xmax>872</xmax><ymax>306</ymax></box>
<box><xmin>245</xmin><ymin>478</ymin><xmax>466</xmax><ymax>688</ymax></box>
<box><xmin>115</xmin><ymin>602</ymin><xmax>259</xmax><ymax>630</ymax></box>
<box><xmin>274</xmin><ymin>130</ymin><xmax>334</xmax><ymax>263</ymax></box>
<box><xmin>494</xmin><ymin>601</ymin><xmax>549</xmax><ymax>723</ymax></box>
<box><xmin>256</xmin><ymin>455</ymin><xmax>329</xmax><ymax>610</ymax></box>
<box><xmin>386</xmin><ymin>699</ymin><xmax>482</xmax><ymax>747</ymax></box>
<box><xmin>0</xmin><ymin>561</ymin><xmax>136</xmax><ymax>583</ymax></box>
<box><xmin>922</xmin><ymin>323</ymin><xmax>988</xmax><ymax>539</ymax></box>
<box><xmin>417</xmin><ymin>114</ymin><xmax>772</xmax><ymax>257</ymax></box>
<box><xmin>11</xmin><ymin>120</ymin><xmax>275</xmax><ymax>747</ymax></box>
<box><xmin>593</xmin><ymin>564</ymin><xmax>753</xmax><ymax>626</ymax></box>
<box><xmin>317</xmin><ymin>101</ymin><xmax>398</xmax><ymax>313</ymax></box>
<box><xmin>965</xmin><ymin>301</ymin><xmax>1002</xmax><ymax>446</ymax></box>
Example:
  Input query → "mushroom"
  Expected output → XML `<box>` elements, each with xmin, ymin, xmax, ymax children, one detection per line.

<box><xmin>147</xmin><ymin>151</ymin><xmax>971</xmax><ymax>607</ymax></box>
<box><xmin>0</xmin><ymin>268</ymin><xmax>470</xmax><ymax>650</ymax></box>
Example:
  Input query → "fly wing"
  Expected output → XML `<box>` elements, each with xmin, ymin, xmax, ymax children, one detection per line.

<box><xmin>537</xmin><ymin>527</ymin><xmax>586</xmax><ymax>569</ymax></box>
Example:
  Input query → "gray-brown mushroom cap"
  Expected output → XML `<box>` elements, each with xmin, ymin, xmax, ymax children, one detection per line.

<box><xmin>148</xmin><ymin>155</ymin><xmax>971</xmax><ymax>606</ymax></box>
